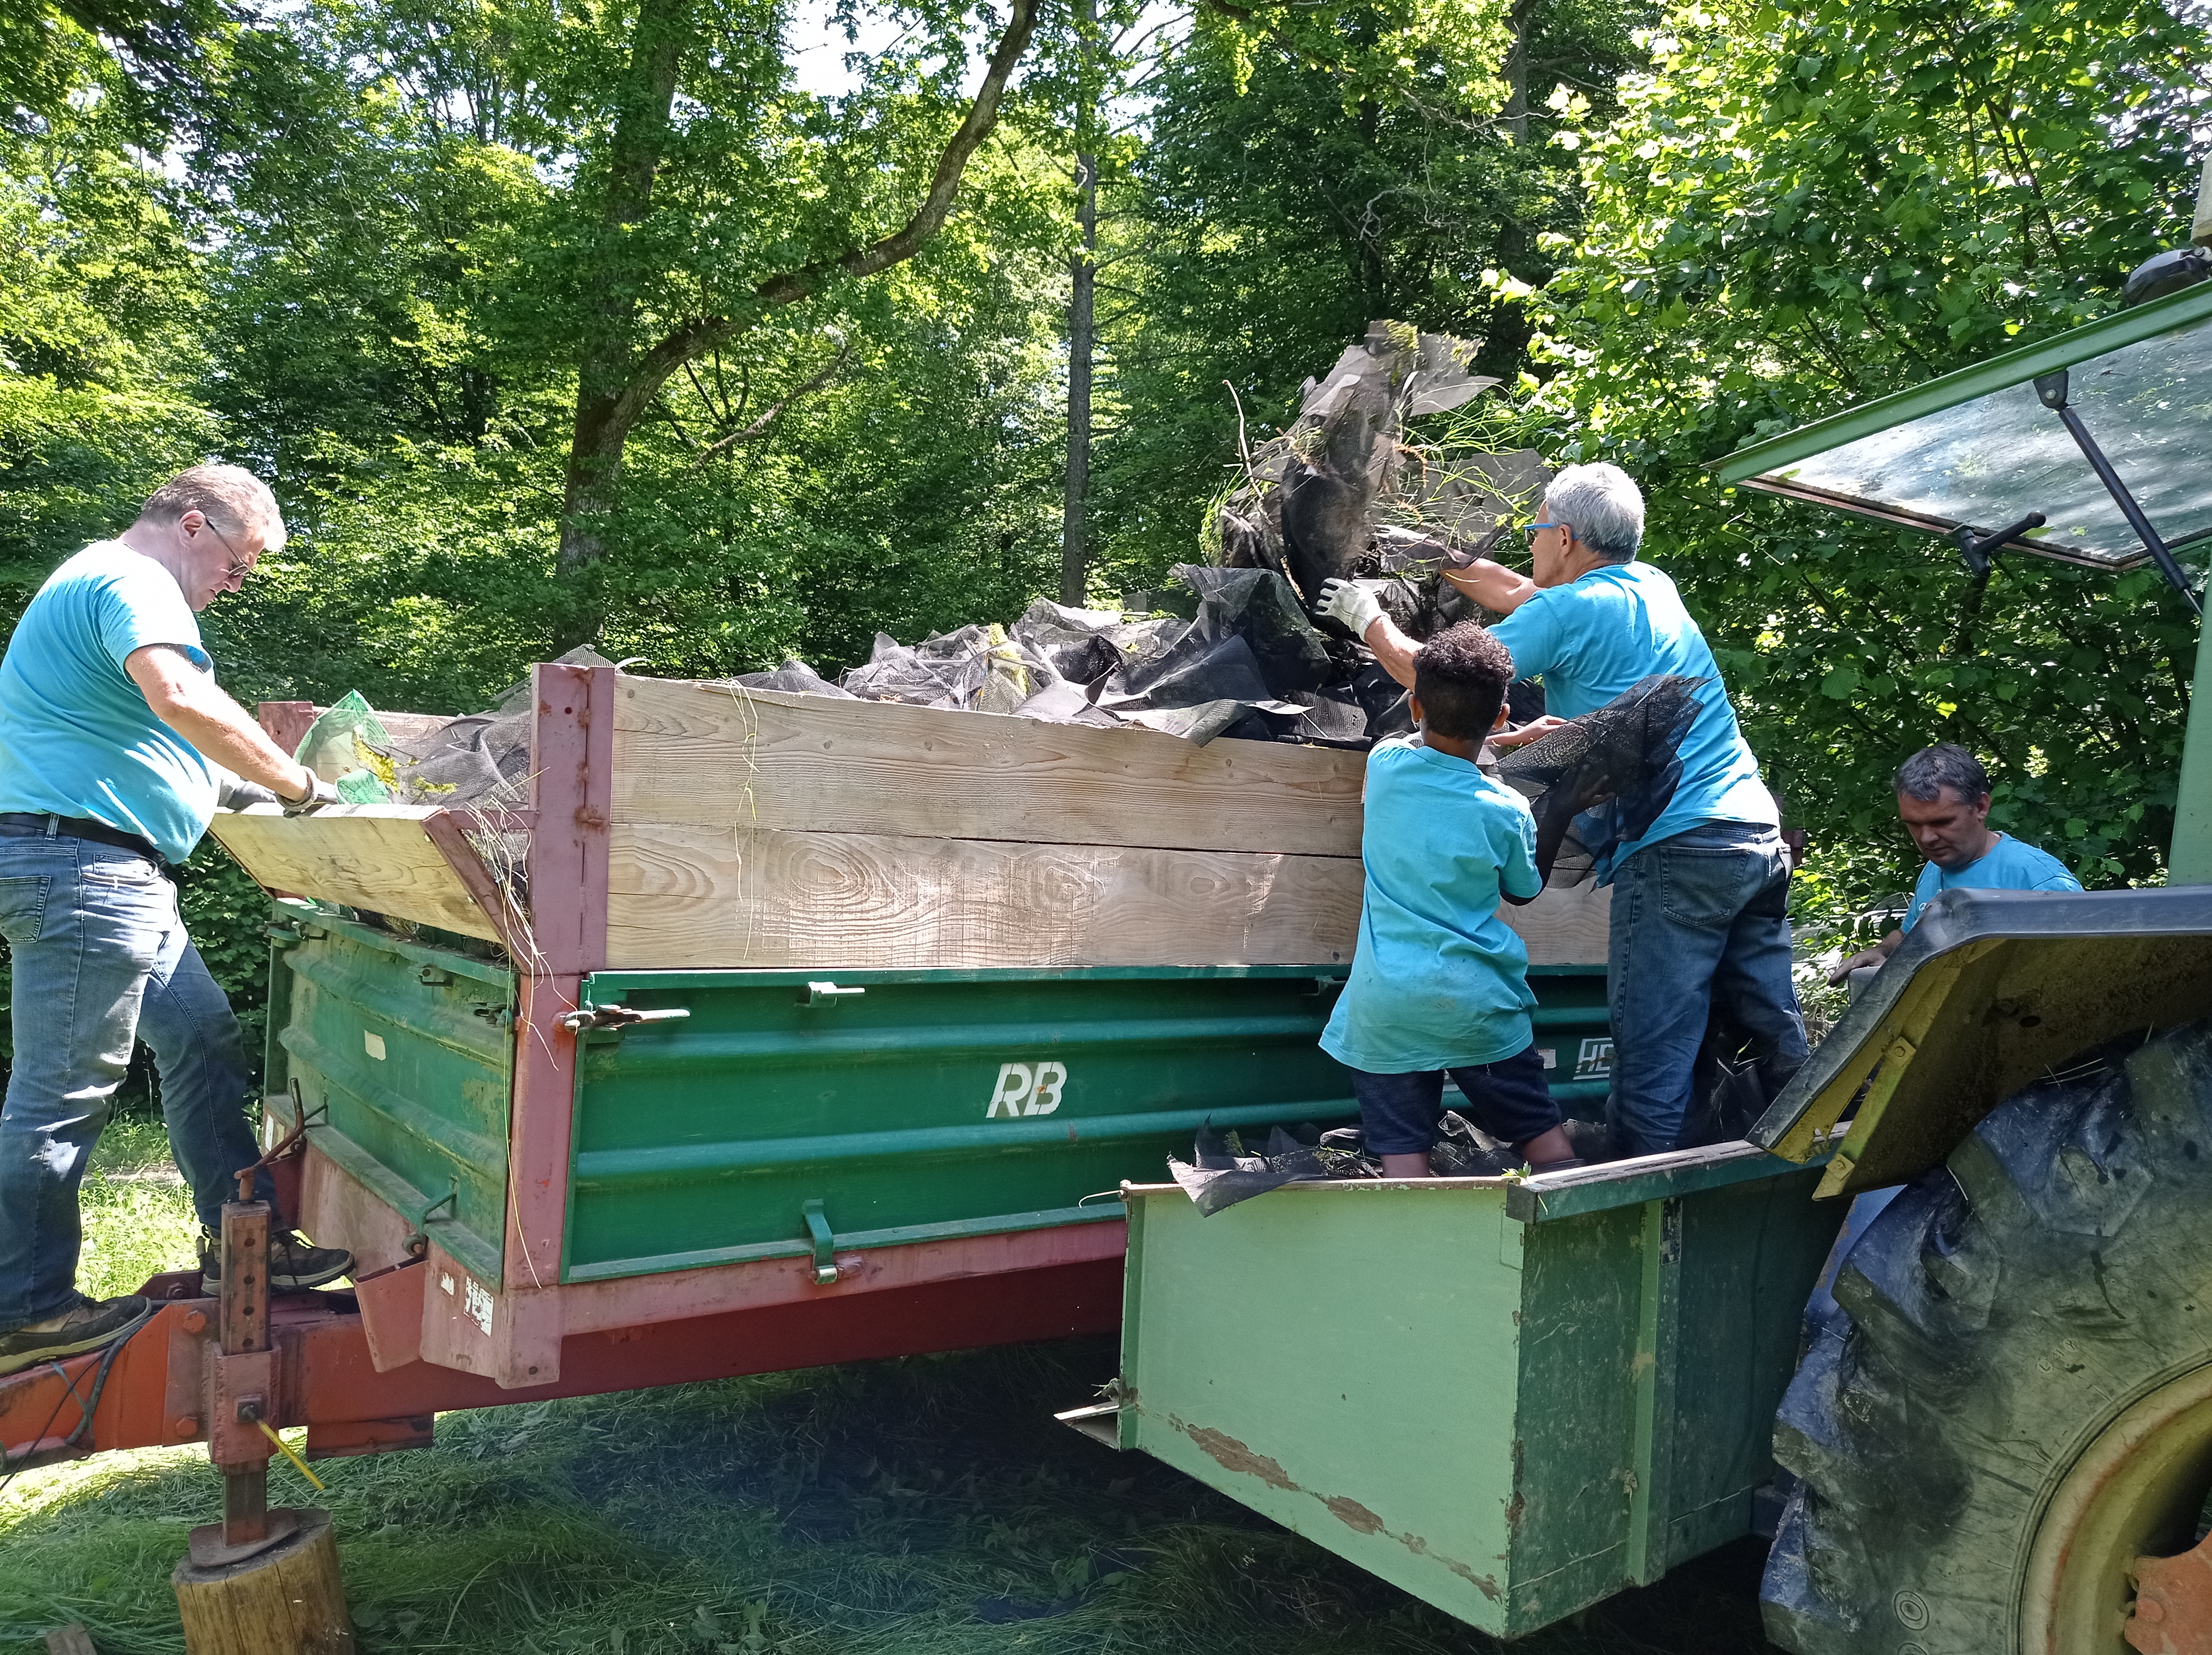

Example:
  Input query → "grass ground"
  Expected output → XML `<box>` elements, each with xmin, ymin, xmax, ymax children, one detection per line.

<box><xmin>1</xmin><ymin>1120</ymin><xmax>1781</xmax><ymax>1655</ymax></box>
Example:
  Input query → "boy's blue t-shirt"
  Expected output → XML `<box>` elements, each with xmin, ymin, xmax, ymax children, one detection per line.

<box><xmin>1486</xmin><ymin>560</ymin><xmax>1775</xmax><ymax>881</ymax></box>
<box><xmin>0</xmin><ymin>541</ymin><xmax>218</xmax><ymax>863</ymax></box>
<box><xmin>1320</xmin><ymin>738</ymin><xmax>1541</xmax><ymax>1074</ymax></box>
<box><xmin>1902</xmin><ymin>834</ymin><xmax>2082</xmax><ymax>930</ymax></box>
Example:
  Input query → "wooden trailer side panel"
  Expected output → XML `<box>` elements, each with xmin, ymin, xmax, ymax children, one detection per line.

<box><xmin>606</xmin><ymin>821</ymin><xmax>1361</xmax><ymax>969</ymax></box>
<box><xmin>602</xmin><ymin>675</ymin><xmax>1610</xmax><ymax>971</ymax></box>
<box><xmin>209</xmin><ymin>806</ymin><xmax>503</xmax><ymax>943</ymax></box>
<box><xmin>609</xmin><ymin>676</ymin><xmax>1366</xmax><ymax>855</ymax></box>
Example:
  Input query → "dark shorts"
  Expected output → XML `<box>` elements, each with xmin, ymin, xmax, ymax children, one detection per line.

<box><xmin>1349</xmin><ymin>1044</ymin><xmax>1561</xmax><ymax>1156</ymax></box>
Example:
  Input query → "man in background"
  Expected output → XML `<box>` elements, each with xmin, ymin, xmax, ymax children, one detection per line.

<box><xmin>1829</xmin><ymin>742</ymin><xmax>2082</xmax><ymax>987</ymax></box>
<box><xmin>0</xmin><ymin>464</ymin><xmax>346</xmax><ymax>1376</ymax></box>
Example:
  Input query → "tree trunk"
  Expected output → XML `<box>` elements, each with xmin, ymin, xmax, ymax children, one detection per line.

<box><xmin>1061</xmin><ymin>150</ymin><xmax>1096</xmax><ymax>607</ymax></box>
<box><xmin>552</xmin><ymin>0</ymin><xmax>692</xmax><ymax>646</ymax></box>
<box><xmin>1501</xmin><ymin>0</ymin><xmax>1534</xmax><ymax>144</ymax></box>
<box><xmin>172</xmin><ymin>1510</ymin><xmax>352</xmax><ymax>1655</ymax></box>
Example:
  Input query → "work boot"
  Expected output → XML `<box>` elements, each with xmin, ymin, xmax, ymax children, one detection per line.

<box><xmin>199</xmin><ymin>1228</ymin><xmax>354</xmax><ymax>1295</ymax></box>
<box><xmin>0</xmin><ymin>1293</ymin><xmax>153</xmax><ymax>1376</ymax></box>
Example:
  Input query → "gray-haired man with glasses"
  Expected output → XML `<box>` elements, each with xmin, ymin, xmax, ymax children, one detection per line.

<box><xmin>0</xmin><ymin>465</ymin><xmax>349</xmax><ymax>1375</ymax></box>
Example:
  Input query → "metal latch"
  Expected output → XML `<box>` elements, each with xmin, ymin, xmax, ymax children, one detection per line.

<box><xmin>401</xmin><ymin>1178</ymin><xmax>460</xmax><ymax>1258</ymax></box>
<box><xmin>557</xmin><ymin>1004</ymin><xmax>690</xmax><ymax>1033</ymax></box>
<box><xmin>802</xmin><ymin>1199</ymin><xmax>839</xmax><ymax>1284</ymax></box>
<box><xmin>801</xmin><ymin>981</ymin><xmax>865</xmax><ymax>1007</ymax></box>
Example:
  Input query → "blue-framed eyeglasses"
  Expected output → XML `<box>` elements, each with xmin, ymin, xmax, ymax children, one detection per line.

<box><xmin>1523</xmin><ymin>520</ymin><xmax>1566</xmax><ymax>542</ymax></box>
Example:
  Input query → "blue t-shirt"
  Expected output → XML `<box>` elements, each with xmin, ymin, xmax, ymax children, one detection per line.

<box><xmin>1488</xmin><ymin>560</ymin><xmax>1775</xmax><ymax>881</ymax></box>
<box><xmin>0</xmin><ymin>542</ymin><xmax>218</xmax><ymax>862</ymax></box>
<box><xmin>1320</xmin><ymin>739</ymin><xmax>1541</xmax><ymax>1074</ymax></box>
<box><xmin>1902</xmin><ymin>834</ymin><xmax>2082</xmax><ymax>930</ymax></box>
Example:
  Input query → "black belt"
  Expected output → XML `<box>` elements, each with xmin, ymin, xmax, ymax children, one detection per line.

<box><xmin>0</xmin><ymin>813</ymin><xmax>165</xmax><ymax>866</ymax></box>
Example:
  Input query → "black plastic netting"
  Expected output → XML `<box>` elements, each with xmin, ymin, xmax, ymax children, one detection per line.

<box><xmin>364</xmin><ymin>646</ymin><xmax>619</xmax><ymax>813</ymax></box>
<box><xmin>1494</xmin><ymin>674</ymin><xmax>1705</xmax><ymax>884</ymax></box>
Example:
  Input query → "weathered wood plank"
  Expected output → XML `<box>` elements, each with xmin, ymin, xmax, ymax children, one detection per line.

<box><xmin>605</xmin><ymin>821</ymin><xmax>1611</xmax><ymax>971</ymax></box>
<box><xmin>604</xmin><ymin>822</ymin><xmax>1362</xmax><ymax>970</ymax></box>
<box><xmin>608</xmin><ymin>676</ymin><xmax>1367</xmax><ymax>857</ymax></box>
<box><xmin>207</xmin><ymin>806</ymin><xmax>500</xmax><ymax>942</ymax></box>
<box><xmin>1508</xmin><ymin>879</ymin><xmax>1611</xmax><ymax>969</ymax></box>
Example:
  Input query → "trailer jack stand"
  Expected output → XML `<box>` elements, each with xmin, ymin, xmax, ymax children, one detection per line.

<box><xmin>170</xmin><ymin>1200</ymin><xmax>354</xmax><ymax>1654</ymax></box>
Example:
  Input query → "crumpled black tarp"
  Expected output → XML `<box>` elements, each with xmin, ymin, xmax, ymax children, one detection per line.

<box><xmin>1495</xmin><ymin>674</ymin><xmax>1706</xmax><ymax>884</ymax></box>
<box><xmin>1167</xmin><ymin>1125</ymin><xmax>1335</xmax><ymax>1215</ymax></box>
<box><xmin>745</xmin><ymin>570</ymin><xmax>1347</xmax><ymax>746</ymax></box>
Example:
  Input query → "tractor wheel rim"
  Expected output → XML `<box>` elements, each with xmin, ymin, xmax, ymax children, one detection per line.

<box><xmin>2020</xmin><ymin>1362</ymin><xmax>2212</xmax><ymax>1655</ymax></box>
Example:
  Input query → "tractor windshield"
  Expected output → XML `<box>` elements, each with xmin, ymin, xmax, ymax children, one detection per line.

<box><xmin>1715</xmin><ymin>282</ymin><xmax>2212</xmax><ymax>575</ymax></box>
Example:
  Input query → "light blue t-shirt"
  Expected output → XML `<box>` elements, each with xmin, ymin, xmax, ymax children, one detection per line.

<box><xmin>1488</xmin><ymin>560</ymin><xmax>1776</xmax><ymax>881</ymax></box>
<box><xmin>1320</xmin><ymin>739</ymin><xmax>1541</xmax><ymax>1074</ymax></box>
<box><xmin>1902</xmin><ymin>834</ymin><xmax>2082</xmax><ymax>930</ymax></box>
<box><xmin>0</xmin><ymin>541</ymin><xmax>218</xmax><ymax>862</ymax></box>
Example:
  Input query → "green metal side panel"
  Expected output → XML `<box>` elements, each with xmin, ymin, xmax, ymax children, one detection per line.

<box><xmin>1122</xmin><ymin>1182</ymin><xmax>1527</xmax><ymax>1627</ymax></box>
<box><xmin>264</xmin><ymin>905</ymin><xmax>515</xmax><ymax>1284</ymax></box>
<box><xmin>1119</xmin><ymin>1153</ymin><xmax>1842</xmax><ymax>1638</ymax></box>
<box><xmin>561</xmin><ymin>966</ymin><xmax>1359</xmax><ymax>1282</ymax></box>
<box><xmin>1660</xmin><ymin>1171</ymin><xmax>1840</xmax><ymax>1565</ymax></box>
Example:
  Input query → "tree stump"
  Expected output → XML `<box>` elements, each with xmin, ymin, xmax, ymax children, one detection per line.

<box><xmin>172</xmin><ymin>1508</ymin><xmax>354</xmax><ymax>1655</ymax></box>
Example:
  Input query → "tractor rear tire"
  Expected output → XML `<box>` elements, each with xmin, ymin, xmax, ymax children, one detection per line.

<box><xmin>1761</xmin><ymin>1019</ymin><xmax>2212</xmax><ymax>1654</ymax></box>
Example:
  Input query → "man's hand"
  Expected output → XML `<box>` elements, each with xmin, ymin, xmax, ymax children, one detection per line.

<box><xmin>281</xmin><ymin>773</ymin><xmax>340</xmax><ymax>815</ymax></box>
<box><xmin>1315</xmin><ymin>578</ymin><xmax>1386</xmax><ymax>643</ymax></box>
<box><xmin>1827</xmin><ymin>930</ymin><xmax>1903</xmax><ymax>987</ymax></box>
<box><xmin>1490</xmin><ymin>715</ymin><xmax>1568</xmax><ymax>749</ymax></box>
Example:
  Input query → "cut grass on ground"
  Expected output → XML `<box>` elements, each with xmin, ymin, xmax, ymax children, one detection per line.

<box><xmin>3</xmin><ymin>1121</ymin><xmax>1782</xmax><ymax>1655</ymax></box>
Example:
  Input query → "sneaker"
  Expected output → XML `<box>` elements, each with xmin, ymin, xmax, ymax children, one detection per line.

<box><xmin>0</xmin><ymin>1293</ymin><xmax>153</xmax><ymax>1376</ymax></box>
<box><xmin>200</xmin><ymin>1228</ymin><xmax>355</xmax><ymax>1295</ymax></box>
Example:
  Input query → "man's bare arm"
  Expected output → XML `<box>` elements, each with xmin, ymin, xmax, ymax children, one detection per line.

<box><xmin>1361</xmin><ymin>613</ymin><xmax>1423</xmax><ymax>689</ymax></box>
<box><xmin>125</xmin><ymin>646</ymin><xmax>317</xmax><ymax>802</ymax></box>
<box><xmin>1442</xmin><ymin>558</ymin><xmax>1536</xmax><ymax>613</ymax></box>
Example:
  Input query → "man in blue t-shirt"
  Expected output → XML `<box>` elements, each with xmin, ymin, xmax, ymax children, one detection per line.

<box><xmin>0</xmin><ymin>465</ymin><xmax>349</xmax><ymax>1377</ymax></box>
<box><xmin>1830</xmin><ymin>743</ymin><xmax>2083</xmax><ymax>985</ymax></box>
<box><xmin>1319</xmin><ymin>623</ymin><xmax>1580</xmax><ymax>1177</ymax></box>
<box><xmin>1323</xmin><ymin>462</ymin><xmax>1804</xmax><ymax>1158</ymax></box>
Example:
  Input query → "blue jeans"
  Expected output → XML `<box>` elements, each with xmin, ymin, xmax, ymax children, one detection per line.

<box><xmin>0</xmin><ymin>832</ymin><xmax>271</xmax><ymax>1329</ymax></box>
<box><xmin>1606</xmin><ymin>821</ymin><xmax>1807</xmax><ymax>1157</ymax></box>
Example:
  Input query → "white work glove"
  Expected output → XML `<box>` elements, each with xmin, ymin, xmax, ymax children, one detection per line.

<box><xmin>1316</xmin><ymin>578</ymin><xmax>1386</xmax><ymax>641</ymax></box>
<box><xmin>281</xmin><ymin>772</ymin><xmax>341</xmax><ymax>816</ymax></box>
<box><xmin>216</xmin><ymin>774</ymin><xmax>280</xmax><ymax>811</ymax></box>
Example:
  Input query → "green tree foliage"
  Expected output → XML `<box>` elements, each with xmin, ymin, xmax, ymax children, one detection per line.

<box><xmin>1090</xmin><ymin>0</ymin><xmax>1647</xmax><ymax>591</ymax></box>
<box><xmin>1526</xmin><ymin>0</ymin><xmax>2212</xmax><ymax>910</ymax></box>
<box><xmin>0</xmin><ymin>102</ymin><xmax>212</xmax><ymax>596</ymax></box>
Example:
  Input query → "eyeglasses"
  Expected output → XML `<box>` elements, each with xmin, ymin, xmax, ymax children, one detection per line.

<box><xmin>199</xmin><ymin>519</ymin><xmax>259</xmax><ymax>585</ymax></box>
<box><xmin>1523</xmin><ymin>520</ymin><xmax>1567</xmax><ymax>544</ymax></box>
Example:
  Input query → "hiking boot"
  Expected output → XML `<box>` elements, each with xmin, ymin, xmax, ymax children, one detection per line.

<box><xmin>0</xmin><ymin>1293</ymin><xmax>153</xmax><ymax>1376</ymax></box>
<box><xmin>200</xmin><ymin>1228</ymin><xmax>354</xmax><ymax>1295</ymax></box>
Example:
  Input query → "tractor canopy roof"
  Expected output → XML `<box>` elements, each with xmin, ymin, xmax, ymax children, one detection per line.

<box><xmin>1714</xmin><ymin>280</ymin><xmax>2212</xmax><ymax>575</ymax></box>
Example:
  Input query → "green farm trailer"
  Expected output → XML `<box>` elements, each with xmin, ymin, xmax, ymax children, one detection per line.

<box><xmin>0</xmin><ymin>660</ymin><xmax>1618</xmax><ymax>1628</ymax></box>
<box><xmin>1078</xmin><ymin>253</ymin><xmax>2212</xmax><ymax>1654</ymax></box>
